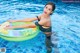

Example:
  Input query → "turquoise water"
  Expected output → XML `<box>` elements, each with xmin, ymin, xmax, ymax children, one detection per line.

<box><xmin>0</xmin><ymin>0</ymin><xmax>80</xmax><ymax>53</ymax></box>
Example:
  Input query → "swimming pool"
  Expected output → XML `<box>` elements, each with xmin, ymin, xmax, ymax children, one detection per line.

<box><xmin>0</xmin><ymin>0</ymin><xmax>80</xmax><ymax>53</ymax></box>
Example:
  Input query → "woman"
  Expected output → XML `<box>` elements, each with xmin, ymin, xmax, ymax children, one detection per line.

<box><xmin>5</xmin><ymin>2</ymin><xmax>55</xmax><ymax>53</ymax></box>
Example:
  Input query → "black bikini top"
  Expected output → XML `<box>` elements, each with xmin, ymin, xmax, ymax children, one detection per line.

<box><xmin>36</xmin><ymin>16</ymin><xmax>52</xmax><ymax>32</ymax></box>
<box><xmin>36</xmin><ymin>16</ymin><xmax>51</xmax><ymax>27</ymax></box>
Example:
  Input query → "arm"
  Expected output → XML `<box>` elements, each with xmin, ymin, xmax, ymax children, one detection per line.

<box><xmin>5</xmin><ymin>19</ymin><xmax>47</xmax><ymax>29</ymax></box>
<box><xmin>5</xmin><ymin>23</ymin><xmax>36</xmax><ymax>29</ymax></box>
<box><xmin>8</xmin><ymin>17</ymin><xmax>37</xmax><ymax>22</ymax></box>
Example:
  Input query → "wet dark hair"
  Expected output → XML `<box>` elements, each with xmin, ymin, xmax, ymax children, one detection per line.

<box><xmin>45</xmin><ymin>2</ymin><xmax>56</xmax><ymax>15</ymax></box>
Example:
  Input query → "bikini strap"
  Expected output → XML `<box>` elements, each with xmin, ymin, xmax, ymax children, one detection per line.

<box><xmin>36</xmin><ymin>16</ymin><xmax>40</xmax><ymax>21</ymax></box>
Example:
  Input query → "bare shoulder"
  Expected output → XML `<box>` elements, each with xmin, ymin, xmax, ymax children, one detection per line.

<box><xmin>37</xmin><ymin>15</ymin><xmax>42</xmax><ymax>19</ymax></box>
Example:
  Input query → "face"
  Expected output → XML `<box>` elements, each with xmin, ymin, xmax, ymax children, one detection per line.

<box><xmin>43</xmin><ymin>5</ymin><xmax>53</xmax><ymax>15</ymax></box>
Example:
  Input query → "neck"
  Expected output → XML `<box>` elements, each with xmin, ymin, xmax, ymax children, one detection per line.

<box><xmin>42</xmin><ymin>13</ymin><xmax>50</xmax><ymax>18</ymax></box>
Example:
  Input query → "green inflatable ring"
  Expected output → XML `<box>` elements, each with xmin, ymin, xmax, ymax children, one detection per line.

<box><xmin>0</xmin><ymin>22</ymin><xmax>40</xmax><ymax>41</ymax></box>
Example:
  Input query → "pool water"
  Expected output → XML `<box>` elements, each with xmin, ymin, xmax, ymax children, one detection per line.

<box><xmin>0</xmin><ymin>0</ymin><xmax>80</xmax><ymax>53</ymax></box>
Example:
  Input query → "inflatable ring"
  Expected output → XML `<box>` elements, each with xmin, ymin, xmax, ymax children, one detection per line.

<box><xmin>0</xmin><ymin>22</ymin><xmax>40</xmax><ymax>41</ymax></box>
